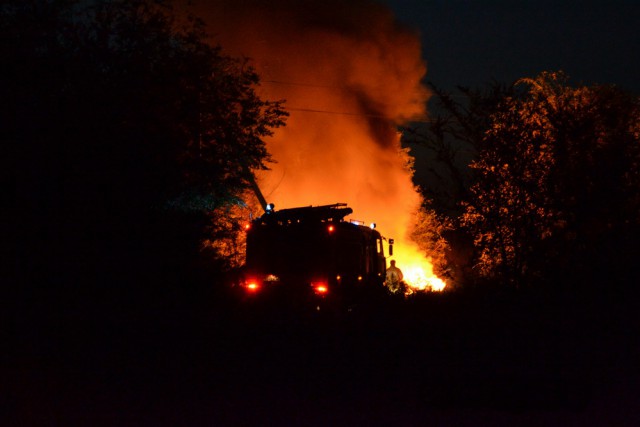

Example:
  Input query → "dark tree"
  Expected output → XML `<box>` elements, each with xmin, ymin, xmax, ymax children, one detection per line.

<box><xmin>4</xmin><ymin>0</ymin><xmax>287</xmax><ymax>289</ymax></box>
<box><xmin>412</xmin><ymin>72</ymin><xmax>640</xmax><ymax>288</ymax></box>
<box><xmin>465</xmin><ymin>73</ymin><xmax>639</xmax><ymax>286</ymax></box>
<box><xmin>402</xmin><ymin>81</ymin><xmax>513</xmax><ymax>216</ymax></box>
<box><xmin>403</xmin><ymin>81</ymin><xmax>516</xmax><ymax>285</ymax></box>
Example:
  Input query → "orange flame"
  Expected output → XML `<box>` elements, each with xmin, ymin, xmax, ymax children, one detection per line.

<box><xmin>387</xmin><ymin>226</ymin><xmax>447</xmax><ymax>293</ymax></box>
<box><xmin>193</xmin><ymin>0</ymin><xmax>446</xmax><ymax>291</ymax></box>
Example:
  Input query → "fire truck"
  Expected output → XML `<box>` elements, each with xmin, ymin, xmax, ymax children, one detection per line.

<box><xmin>240</xmin><ymin>202</ymin><xmax>389</xmax><ymax>308</ymax></box>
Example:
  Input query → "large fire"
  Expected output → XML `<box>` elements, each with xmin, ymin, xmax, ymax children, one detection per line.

<box><xmin>193</xmin><ymin>0</ymin><xmax>446</xmax><ymax>292</ymax></box>
<box><xmin>398</xmin><ymin>247</ymin><xmax>447</xmax><ymax>292</ymax></box>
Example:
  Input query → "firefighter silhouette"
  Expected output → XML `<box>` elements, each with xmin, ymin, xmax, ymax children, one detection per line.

<box><xmin>385</xmin><ymin>260</ymin><xmax>404</xmax><ymax>294</ymax></box>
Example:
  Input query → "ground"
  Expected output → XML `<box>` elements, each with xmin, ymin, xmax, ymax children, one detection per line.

<box><xmin>7</xmin><ymin>277</ymin><xmax>640</xmax><ymax>426</ymax></box>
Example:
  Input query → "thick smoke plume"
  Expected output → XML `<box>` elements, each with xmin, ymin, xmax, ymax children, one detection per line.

<box><xmin>192</xmin><ymin>0</ymin><xmax>442</xmax><ymax>288</ymax></box>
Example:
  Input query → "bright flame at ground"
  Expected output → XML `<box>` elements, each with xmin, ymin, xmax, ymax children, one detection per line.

<box><xmin>403</xmin><ymin>266</ymin><xmax>446</xmax><ymax>292</ymax></box>
<box><xmin>393</xmin><ymin>245</ymin><xmax>446</xmax><ymax>292</ymax></box>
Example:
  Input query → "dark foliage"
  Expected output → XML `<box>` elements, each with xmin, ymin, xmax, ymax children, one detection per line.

<box><xmin>414</xmin><ymin>72</ymin><xmax>640</xmax><ymax>290</ymax></box>
<box><xmin>4</xmin><ymin>0</ymin><xmax>286</xmax><ymax>293</ymax></box>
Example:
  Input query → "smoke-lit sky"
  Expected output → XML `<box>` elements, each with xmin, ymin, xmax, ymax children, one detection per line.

<box><xmin>187</xmin><ymin>0</ymin><xmax>637</xmax><ymax>285</ymax></box>
<box><xmin>383</xmin><ymin>0</ymin><xmax>640</xmax><ymax>92</ymax></box>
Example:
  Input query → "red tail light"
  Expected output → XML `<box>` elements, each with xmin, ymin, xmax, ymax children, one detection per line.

<box><xmin>313</xmin><ymin>283</ymin><xmax>329</xmax><ymax>295</ymax></box>
<box><xmin>244</xmin><ymin>280</ymin><xmax>261</xmax><ymax>293</ymax></box>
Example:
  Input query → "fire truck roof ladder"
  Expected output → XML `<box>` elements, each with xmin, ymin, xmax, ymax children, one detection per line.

<box><xmin>258</xmin><ymin>203</ymin><xmax>353</xmax><ymax>224</ymax></box>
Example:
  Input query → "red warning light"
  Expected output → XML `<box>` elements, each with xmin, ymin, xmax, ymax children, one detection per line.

<box><xmin>314</xmin><ymin>284</ymin><xmax>329</xmax><ymax>295</ymax></box>
<box><xmin>327</xmin><ymin>225</ymin><xmax>335</xmax><ymax>233</ymax></box>
<box><xmin>244</xmin><ymin>223</ymin><xmax>251</xmax><ymax>231</ymax></box>
<box><xmin>245</xmin><ymin>281</ymin><xmax>260</xmax><ymax>292</ymax></box>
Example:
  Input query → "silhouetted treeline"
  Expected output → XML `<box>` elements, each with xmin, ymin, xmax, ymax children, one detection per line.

<box><xmin>415</xmin><ymin>72</ymin><xmax>640</xmax><ymax>291</ymax></box>
<box><xmin>4</xmin><ymin>0</ymin><xmax>286</xmax><ymax>296</ymax></box>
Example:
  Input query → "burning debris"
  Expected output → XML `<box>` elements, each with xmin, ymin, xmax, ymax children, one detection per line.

<box><xmin>192</xmin><ymin>0</ymin><xmax>446</xmax><ymax>291</ymax></box>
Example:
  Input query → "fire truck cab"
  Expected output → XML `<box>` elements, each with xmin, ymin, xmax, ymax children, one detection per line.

<box><xmin>241</xmin><ymin>203</ymin><xmax>387</xmax><ymax>307</ymax></box>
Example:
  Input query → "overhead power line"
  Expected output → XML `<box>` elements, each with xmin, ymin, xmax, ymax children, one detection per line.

<box><xmin>261</xmin><ymin>79</ymin><xmax>434</xmax><ymax>122</ymax></box>
<box><xmin>287</xmin><ymin>106</ymin><xmax>387</xmax><ymax>119</ymax></box>
<box><xmin>262</xmin><ymin>78</ymin><xmax>470</xmax><ymax>99</ymax></box>
<box><xmin>263</xmin><ymin>79</ymin><xmax>340</xmax><ymax>89</ymax></box>
<box><xmin>286</xmin><ymin>106</ymin><xmax>433</xmax><ymax>123</ymax></box>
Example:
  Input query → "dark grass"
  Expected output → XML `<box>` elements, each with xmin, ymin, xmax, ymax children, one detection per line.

<box><xmin>7</xmin><ymin>272</ymin><xmax>640</xmax><ymax>426</ymax></box>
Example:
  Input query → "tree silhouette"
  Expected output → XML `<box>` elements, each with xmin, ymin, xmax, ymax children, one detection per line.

<box><xmin>4</xmin><ymin>0</ymin><xmax>287</xmax><ymax>287</ymax></box>
<box><xmin>461</xmin><ymin>72</ymin><xmax>640</xmax><ymax>286</ymax></box>
<box><xmin>405</xmin><ymin>81</ymin><xmax>517</xmax><ymax>285</ymax></box>
<box><xmin>413</xmin><ymin>72</ymin><xmax>639</xmax><ymax>288</ymax></box>
<box><xmin>402</xmin><ymin>82</ymin><xmax>513</xmax><ymax>217</ymax></box>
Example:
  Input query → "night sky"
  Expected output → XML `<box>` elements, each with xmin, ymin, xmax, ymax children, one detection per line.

<box><xmin>384</xmin><ymin>0</ymin><xmax>640</xmax><ymax>92</ymax></box>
